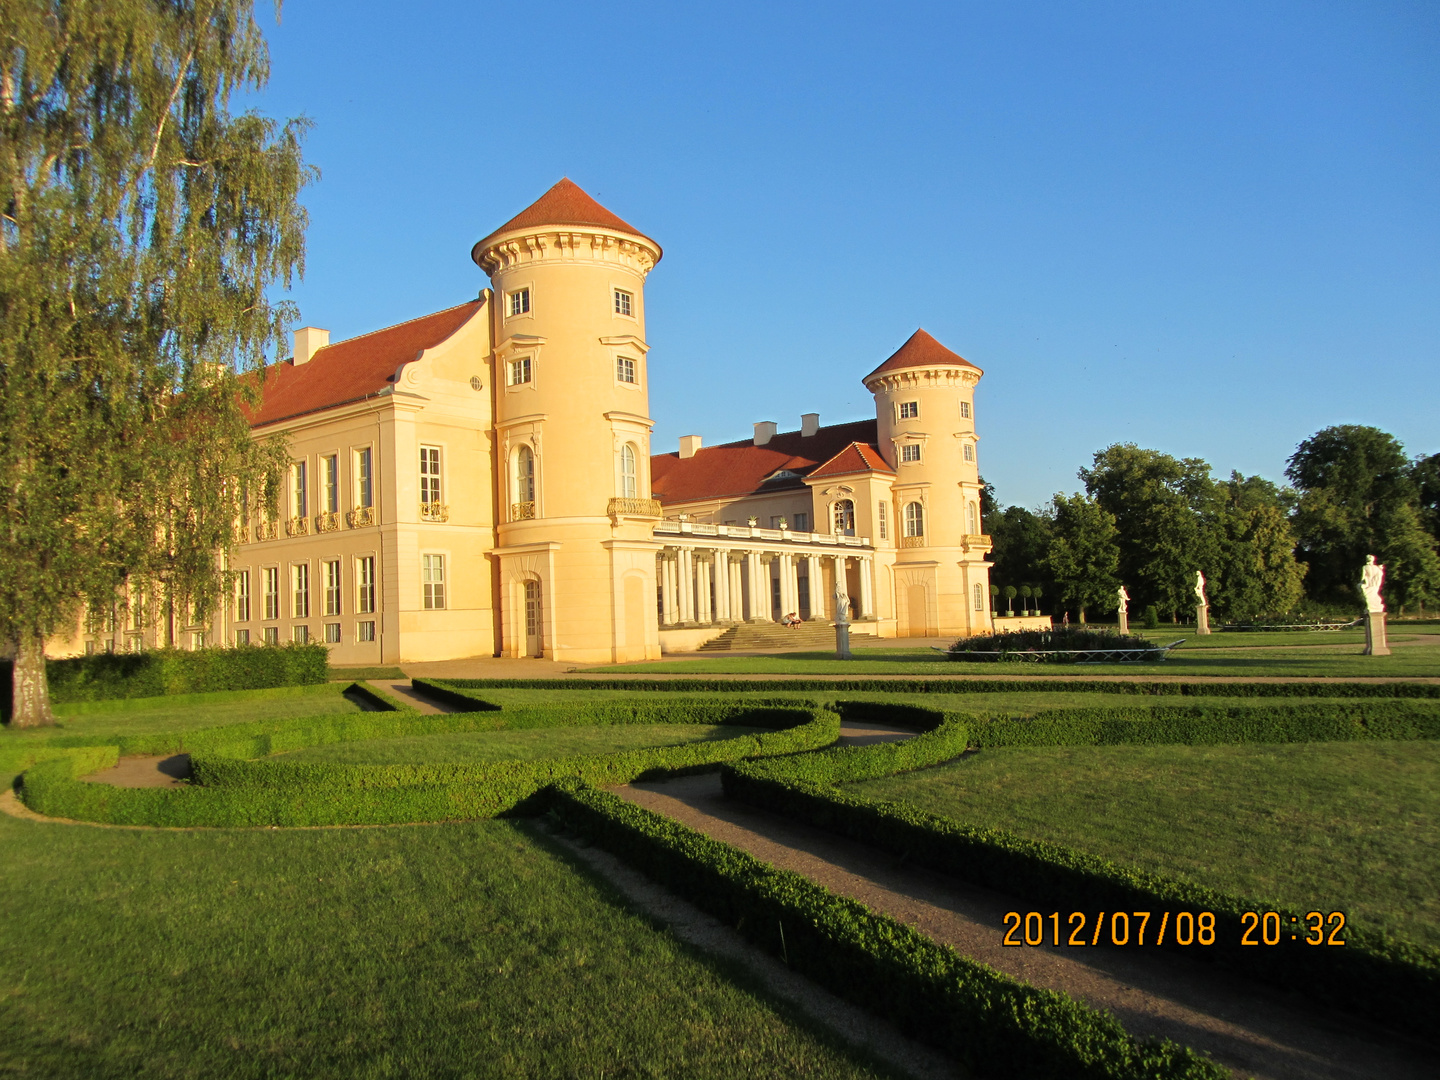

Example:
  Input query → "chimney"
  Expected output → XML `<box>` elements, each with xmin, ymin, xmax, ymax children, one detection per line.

<box><xmin>679</xmin><ymin>435</ymin><xmax>703</xmax><ymax>459</ymax></box>
<box><xmin>800</xmin><ymin>412</ymin><xmax>820</xmax><ymax>437</ymax></box>
<box><xmin>753</xmin><ymin>421</ymin><xmax>778</xmax><ymax>446</ymax></box>
<box><xmin>292</xmin><ymin>326</ymin><xmax>330</xmax><ymax>365</ymax></box>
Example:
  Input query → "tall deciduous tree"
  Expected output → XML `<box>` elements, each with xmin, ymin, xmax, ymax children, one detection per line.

<box><xmin>1</xmin><ymin>0</ymin><xmax>312</xmax><ymax>725</ymax></box>
<box><xmin>1043</xmin><ymin>491</ymin><xmax>1120</xmax><ymax>623</ymax></box>
<box><xmin>1210</xmin><ymin>473</ymin><xmax>1306</xmax><ymax>621</ymax></box>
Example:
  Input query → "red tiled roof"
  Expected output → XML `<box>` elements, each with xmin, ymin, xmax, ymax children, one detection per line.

<box><xmin>471</xmin><ymin>178</ymin><xmax>661</xmax><ymax>261</ymax></box>
<box><xmin>808</xmin><ymin>442</ymin><xmax>894</xmax><ymax>479</ymax></box>
<box><xmin>651</xmin><ymin>419</ymin><xmax>881</xmax><ymax>505</ymax></box>
<box><xmin>863</xmin><ymin>328</ymin><xmax>979</xmax><ymax>383</ymax></box>
<box><xmin>245</xmin><ymin>301</ymin><xmax>485</xmax><ymax>428</ymax></box>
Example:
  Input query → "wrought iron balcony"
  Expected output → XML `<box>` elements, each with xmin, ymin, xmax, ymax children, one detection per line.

<box><xmin>607</xmin><ymin>497</ymin><xmax>663</xmax><ymax>518</ymax></box>
<box><xmin>315</xmin><ymin>511</ymin><xmax>341</xmax><ymax>533</ymax></box>
<box><xmin>510</xmin><ymin>501</ymin><xmax>536</xmax><ymax>521</ymax></box>
<box><xmin>346</xmin><ymin>506</ymin><xmax>375</xmax><ymax>528</ymax></box>
<box><xmin>420</xmin><ymin>501</ymin><xmax>449</xmax><ymax>522</ymax></box>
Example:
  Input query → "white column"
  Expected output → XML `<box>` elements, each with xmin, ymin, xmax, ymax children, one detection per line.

<box><xmin>697</xmin><ymin>555</ymin><xmax>713</xmax><ymax>624</ymax></box>
<box><xmin>731</xmin><ymin>555</ymin><xmax>746</xmax><ymax>621</ymax></box>
<box><xmin>858</xmin><ymin>556</ymin><xmax>874</xmax><ymax>618</ymax></box>
<box><xmin>678</xmin><ymin>547</ymin><xmax>695</xmax><ymax>624</ymax></box>
<box><xmin>748</xmin><ymin>552</ymin><xmax>770</xmax><ymax>621</ymax></box>
<box><xmin>804</xmin><ymin>554</ymin><xmax>822</xmax><ymax>619</ymax></box>
<box><xmin>782</xmin><ymin>554</ymin><xmax>799</xmax><ymax>617</ymax></box>
<box><xmin>714</xmin><ymin>550</ymin><xmax>731</xmax><ymax>621</ymax></box>
<box><xmin>660</xmin><ymin>553</ymin><xmax>676</xmax><ymax>626</ymax></box>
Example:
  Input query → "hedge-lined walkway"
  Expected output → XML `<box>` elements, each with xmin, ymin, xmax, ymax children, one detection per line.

<box><xmin>615</xmin><ymin>770</ymin><xmax>1433</xmax><ymax>1080</ymax></box>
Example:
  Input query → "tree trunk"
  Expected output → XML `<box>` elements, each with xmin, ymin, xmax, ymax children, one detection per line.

<box><xmin>1079</xmin><ymin>607</ymin><xmax>1086</xmax><ymax>624</ymax></box>
<box><xmin>10</xmin><ymin>635</ymin><xmax>55</xmax><ymax>728</ymax></box>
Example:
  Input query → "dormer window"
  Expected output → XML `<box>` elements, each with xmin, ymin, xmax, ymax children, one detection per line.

<box><xmin>899</xmin><ymin>401</ymin><xmax>919</xmax><ymax>419</ymax></box>
<box><xmin>764</xmin><ymin>468</ymin><xmax>801</xmax><ymax>482</ymax></box>
<box><xmin>614</xmin><ymin>289</ymin><xmax>633</xmax><ymax>316</ymax></box>
<box><xmin>507</xmin><ymin>288</ymin><xmax>531</xmax><ymax>317</ymax></box>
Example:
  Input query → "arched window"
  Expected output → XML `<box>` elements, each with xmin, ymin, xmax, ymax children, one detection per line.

<box><xmin>967</xmin><ymin>501</ymin><xmax>979</xmax><ymax>534</ymax></box>
<box><xmin>833</xmin><ymin>499</ymin><xmax>855</xmax><ymax>536</ymax></box>
<box><xmin>904</xmin><ymin>502</ymin><xmax>924</xmax><ymax>537</ymax></box>
<box><xmin>512</xmin><ymin>445</ymin><xmax>536</xmax><ymax>517</ymax></box>
<box><xmin>973</xmin><ymin>583</ymin><xmax>984</xmax><ymax>611</ymax></box>
<box><xmin>620</xmin><ymin>443</ymin><xmax>638</xmax><ymax>499</ymax></box>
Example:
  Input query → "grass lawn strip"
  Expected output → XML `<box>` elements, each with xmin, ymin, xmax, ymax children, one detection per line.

<box><xmin>0</xmin><ymin>811</ymin><xmax>901</xmax><ymax>1080</ymax></box>
<box><xmin>853</xmin><ymin>741</ymin><xmax>1440</xmax><ymax>950</ymax></box>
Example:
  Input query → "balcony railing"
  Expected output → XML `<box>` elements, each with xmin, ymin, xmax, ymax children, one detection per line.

<box><xmin>900</xmin><ymin>535</ymin><xmax>926</xmax><ymax>548</ymax></box>
<box><xmin>510</xmin><ymin>501</ymin><xmax>536</xmax><ymax>521</ymax></box>
<box><xmin>420</xmin><ymin>501</ymin><xmax>449</xmax><ymax>522</ymax></box>
<box><xmin>346</xmin><ymin>506</ymin><xmax>375</xmax><ymax>528</ymax></box>
<box><xmin>285</xmin><ymin>516</ymin><xmax>309</xmax><ymax>537</ymax></box>
<box><xmin>256</xmin><ymin>520</ymin><xmax>278</xmax><ymax>542</ymax></box>
<box><xmin>651</xmin><ymin>520</ymin><xmax>871</xmax><ymax>549</ymax></box>
<box><xmin>315</xmin><ymin>511</ymin><xmax>341</xmax><ymax>533</ymax></box>
<box><xmin>608</xmin><ymin>497</ymin><xmax>663</xmax><ymax>518</ymax></box>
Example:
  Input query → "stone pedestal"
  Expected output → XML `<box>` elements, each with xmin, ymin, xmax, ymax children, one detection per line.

<box><xmin>834</xmin><ymin>622</ymin><xmax>852</xmax><ymax>660</ymax></box>
<box><xmin>1118</xmin><ymin>610</ymin><xmax>1129</xmax><ymax>636</ymax></box>
<box><xmin>1363</xmin><ymin>611</ymin><xmax>1390</xmax><ymax>656</ymax></box>
<box><xmin>1196</xmin><ymin>604</ymin><xmax>1210</xmax><ymax>635</ymax></box>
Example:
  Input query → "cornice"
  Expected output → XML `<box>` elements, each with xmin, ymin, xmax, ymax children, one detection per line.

<box><xmin>475</xmin><ymin>227</ymin><xmax>660</xmax><ymax>278</ymax></box>
<box><xmin>863</xmin><ymin>366</ymin><xmax>981</xmax><ymax>393</ymax></box>
<box><xmin>599</xmin><ymin>334</ymin><xmax>650</xmax><ymax>355</ymax></box>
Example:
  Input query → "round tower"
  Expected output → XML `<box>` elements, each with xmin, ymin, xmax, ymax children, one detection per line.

<box><xmin>863</xmin><ymin>329</ymin><xmax>993</xmax><ymax>637</ymax></box>
<box><xmin>472</xmin><ymin>179</ymin><xmax>663</xmax><ymax>662</ymax></box>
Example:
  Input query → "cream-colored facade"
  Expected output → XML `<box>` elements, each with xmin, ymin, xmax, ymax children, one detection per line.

<box><xmin>66</xmin><ymin>180</ymin><xmax>994</xmax><ymax>663</ymax></box>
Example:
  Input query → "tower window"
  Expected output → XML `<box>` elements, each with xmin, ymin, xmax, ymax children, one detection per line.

<box><xmin>620</xmin><ymin>444</ymin><xmax>638</xmax><ymax>499</ymax></box>
<box><xmin>833</xmin><ymin>499</ymin><xmax>855</xmax><ymax>536</ymax></box>
<box><xmin>901</xmin><ymin>444</ymin><xmax>921</xmax><ymax>463</ymax></box>
<box><xmin>508</xmin><ymin>358</ymin><xmax>532</xmax><ymax>386</ymax></box>
<box><xmin>904</xmin><ymin>502</ymin><xmax>925</xmax><ymax>537</ymax></box>
<box><xmin>899</xmin><ymin>401</ymin><xmax>919</xmax><ymax>419</ymax></box>
<box><xmin>877</xmin><ymin>501</ymin><xmax>889</xmax><ymax>539</ymax></box>
<box><xmin>614</xmin><ymin>289</ymin><xmax>633</xmax><ymax>316</ymax></box>
<box><xmin>420</xmin><ymin>446</ymin><xmax>442</xmax><ymax>504</ymax></box>
<box><xmin>507</xmin><ymin>288</ymin><xmax>530</xmax><ymax>317</ymax></box>
<box><xmin>963</xmin><ymin>443</ymin><xmax>975</xmax><ymax>463</ymax></box>
<box><xmin>961</xmin><ymin>400</ymin><xmax>972</xmax><ymax>420</ymax></box>
<box><xmin>974</xmin><ymin>583</ymin><xmax>984</xmax><ymax>611</ymax></box>
<box><xmin>617</xmin><ymin>357</ymin><xmax>637</xmax><ymax>384</ymax></box>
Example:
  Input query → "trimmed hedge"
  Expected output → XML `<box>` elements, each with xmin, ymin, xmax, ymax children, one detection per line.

<box><xmin>2</xmin><ymin>643</ymin><xmax>329</xmax><ymax>718</ymax></box>
<box><xmin>548</xmin><ymin>781</ymin><xmax>1225</xmax><ymax>1080</ymax></box>
<box><xmin>723</xmin><ymin>700</ymin><xmax>1440</xmax><ymax>1036</ymax></box>
<box><xmin>433</xmin><ymin>676</ymin><xmax>1440</xmax><ymax>698</ymax></box>
<box><xmin>19</xmin><ymin>705</ymin><xmax>840</xmax><ymax>827</ymax></box>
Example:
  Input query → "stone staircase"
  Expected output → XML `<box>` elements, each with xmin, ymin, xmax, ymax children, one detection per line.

<box><xmin>697</xmin><ymin>621</ymin><xmax>847</xmax><ymax>652</ymax></box>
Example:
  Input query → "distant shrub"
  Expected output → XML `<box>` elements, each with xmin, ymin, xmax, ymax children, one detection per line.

<box><xmin>1143</xmin><ymin>605</ymin><xmax>1160</xmax><ymax>629</ymax></box>
<box><xmin>947</xmin><ymin>627</ymin><xmax>1161</xmax><ymax>663</ymax></box>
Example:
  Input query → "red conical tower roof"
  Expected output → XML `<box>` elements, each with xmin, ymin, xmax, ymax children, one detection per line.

<box><xmin>863</xmin><ymin>328</ymin><xmax>979</xmax><ymax>384</ymax></box>
<box><xmin>472</xmin><ymin>178</ymin><xmax>660</xmax><ymax>263</ymax></box>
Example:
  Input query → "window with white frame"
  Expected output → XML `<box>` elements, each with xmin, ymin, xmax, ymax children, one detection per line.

<box><xmin>613</xmin><ymin>289</ymin><xmax>633</xmax><ymax>316</ymax></box>
<box><xmin>235</xmin><ymin>571</ymin><xmax>250</xmax><ymax>622</ymax></box>
<box><xmin>616</xmin><ymin>356</ymin><xmax>636</xmax><ymax>384</ymax></box>
<box><xmin>292</xmin><ymin>564</ymin><xmax>310</xmax><ymax>619</ymax></box>
<box><xmin>420</xmin><ymin>446</ymin><xmax>442</xmax><ymax>504</ymax></box>
<box><xmin>514</xmin><ymin>445</ymin><xmax>536</xmax><ymax>504</ymax></box>
<box><xmin>291</xmin><ymin>461</ymin><xmax>307</xmax><ymax>518</ymax></box>
<box><xmin>963</xmin><ymin>443</ymin><xmax>975</xmax><ymax>463</ymax></box>
<box><xmin>904</xmin><ymin>501</ymin><xmax>925</xmax><ymax>537</ymax></box>
<box><xmin>322</xmin><ymin>454</ymin><xmax>339</xmax><ymax>513</ymax></box>
<box><xmin>973</xmin><ymin>583</ymin><xmax>984</xmax><ymax>610</ymax></box>
<box><xmin>899</xmin><ymin>401</ymin><xmax>919</xmax><ymax>419</ymax></box>
<box><xmin>262</xmin><ymin>567</ymin><xmax>280</xmax><ymax>621</ymax></box>
<box><xmin>508</xmin><ymin>357</ymin><xmax>532</xmax><ymax>386</ymax></box>
<box><xmin>358</xmin><ymin>620</ymin><xmax>376</xmax><ymax>642</ymax></box>
<box><xmin>961</xmin><ymin>400</ymin><xmax>972</xmax><ymax>419</ymax></box>
<box><xmin>901</xmin><ymin>444</ymin><xmax>921</xmax><ymax>463</ymax></box>
<box><xmin>236</xmin><ymin>628</ymin><xmax>250</xmax><ymax>646</ymax></box>
<box><xmin>620</xmin><ymin>444</ymin><xmax>638</xmax><ymax>498</ymax></box>
<box><xmin>422</xmin><ymin>554</ymin><xmax>446</xmax><ymax>610</ymax></box>
<box><xmin>357</xmin><ymin>556</ymin><xmax>376</xmax><ymax>614</ymax></box>
<box><xmin>324</xmin><ymin>559</ymin><xmax>341</xmax><ymax>616</ymax></box>
<box><xmin>355</xmin><ymin>448</ymin><xmax>374</xmax><ymax>508</ymax></box>
<box><xmin>967</xmin><ymin>501</ymin><xmax>980</xmax><ymax>533</ymax></box>
<box><xmin>263</xmin><ymin>625</ymin><xmax>279</xmax><ymax>645</ymax></box>
<box><xmin>293</xmin><ymin>624</ymin><xmax>309</xmax><ymax>644</ymax></box>
<box><xmin>325</xmin><ymin>622</ymin><xmax>341</xmax><ymax>644</ymax></box>
<box><xmin>833</xmin><ymin>500</ymin><xmax>855</xmax><ymax>536</ymax></box>
<box><xmin>877</xmin><ymin>501</ymin><xmax>889</xmax><ymax>540</ymax></box>
<box><xmin>507</xmin><ymin>288</ymin><xmax>530</xmax><ymax>317</ymax></box>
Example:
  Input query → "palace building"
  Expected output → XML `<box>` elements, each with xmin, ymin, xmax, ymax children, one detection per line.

<box><xmin>72</xmin><ymin>180</ymin><xmax>996</xmax><ymax>664</ymax></box>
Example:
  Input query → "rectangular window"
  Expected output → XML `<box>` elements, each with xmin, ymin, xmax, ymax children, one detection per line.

<box><xmin>291</xmin><ymin>461</ymin><xmax>308</xmax><ymax>518</ymax></box>
<box><xmin>960</xmin><ymin>400</ymin><xmax>972</xmax><ymax>420</ymax></box>
<box><xmin>190</xmin><ymin>631</ymin><xmax>205</xmax><ymax>650</ymax></box>
<box><xmin>358</xmin><ymin>620</ymin><xmax>376</xmax><ymax>642</ymax></box>
<box><xmin>325</xmin><ymin>622</ymin><xmax>341</xmax><ymax>644</ymax></box>
<box><xmin>357</xmin><ymin>556</ymin><xmax>376</xmax><ymax>614</ymax></box>
<box><xmin>974</xmin><ymin>583</ymin><xmax>984</xmax><ymax>611</ymax></box>
<box><xmin>899</xmin><ymin>401</ymin><xmax>919</xmax><ymax>419</ymax></box>
<box><xmin>508</xmin><ymin>288</ymin><xmax>531</xmax><ymax>317</ymax></box>
<box><xmin>262</xmin><ymin>567</ymin><xmax>280</xmax><ymax>621</ymax></box>
<box><xmin>616</xmin><ymin>357</ymin><xmax>636</xmax><ymax>384</ymax></box>
<box><xmin>263</xmin><ymin>625</ymin><xmax>279</xmax><ymax>645</ymax></box>
<box><xmin>613</xmin><ymin>289</ymin><xmax>633</xmax><ymax>316</ymax></box>
<box><xmin>292</xmin><ymin>564</ymin><xmax>310</xmax><ymax>619</ymax></box>
<box><xmin>423</xmin><ymin>553</ymin><xmax>447</xmax><ymax>610</ymax></box>
<box><xmin>324</xmin><ymin>559</ymin><xmax>341</xmax><ymax>616</ymax></box>
<box><xmin>293</xmin><ymin>624</ymin><xmax>309</xmax><ymax>644</ymax></box>
<box><xmin>322</xmin><ymin>454</ymin><xmax>339</xmax><ymax>513</ymax></box>
<box><xmin>235</xmin><ymin>571</ymin><xmax>250</xmax><ymax>622</ymax></box>
<box><xmin>420</xmin><ymin>446</ymin><xmax>442</xmax><ymax>504</ymax></box>
<box><xmin>793</xmin><ymin>513</ymin><xmax>808</xmax><ymax>531</ymax></box>
<box><xmin>235</xmin><ymin>628</ymin><xmax>250</xmax><ymax>646</ymax></box>
<box><xmin>355</xmin><ymin>448</ymin><xmax>374</xmax><ymax>508</ymax></box>
<box><xmin>508</xmin><ymin>357</ymin><xmax>532</xmax><ymax>386</ymax></box>
<box><xmin>963</xmin><ymin>443</ymin><xmax>975</xmax><ymax>462</ymax></box>
<box><xmin>901</xmin><ymin>444</ymin><xmax>922</xmax><ymax>463</ymax></box>
<box><xmin>878</xmin><ymin>502</ymin><xmax>888</xmax><ymax>539</ymax></box>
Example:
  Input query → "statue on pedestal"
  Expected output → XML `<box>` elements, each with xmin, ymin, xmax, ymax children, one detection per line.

<box><xmin>1194</xmin><ymin>571</ymin><xmax>1207</xmax><ymax>606</ymax></box>
<box><xmin>833</xmin><ymin>581</ymin><xmax>852</xmax><ymax>659</ymax></box>
<box><xmin>1116</xmin><ymin>585</ymin><xmax>1130</xmax><ymax>635</ymax></box>
<box><xmin>1360</xmin><ymin>555</ymin><xmax>1389</xmax><ymax>656</ymax></box>
<box><xmin>1194</xmin><ymin>571</ymin><xmax>1210</xmax><ymax>635</ymax></box>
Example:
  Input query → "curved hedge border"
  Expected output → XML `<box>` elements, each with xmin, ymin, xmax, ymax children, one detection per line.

<box><xmin>723</xmin><ymin>700</ymin><xmax>1440</xmax><ymax>1036</ymax></box>
<box><xmin>431</xmin><ymin>676</ymin><xmax>1440</xmax><ymax>698</ymax></box>
<box><xmin>18</xmin><ymin>704</ymin><xmax>839</xmax><ymax>828</ymax></box>
<box><xmin>549</xmin><ymin>781</ymin><xmax>1225</xmax><ymax>1080</ymax></box>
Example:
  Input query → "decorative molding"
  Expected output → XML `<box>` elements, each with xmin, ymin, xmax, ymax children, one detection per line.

<box><xmin>599</xmin><ymin>334</ymin><xmax>651</xmax><ymax>355</ymax></box>
<box><xmin>476</xmin><ymin>228</ymin><xmax>659</xmax><ymax>277</ymax></box>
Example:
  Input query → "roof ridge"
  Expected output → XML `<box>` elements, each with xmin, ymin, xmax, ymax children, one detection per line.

<box><xmin>708</xmin><ymin>417</ymin><xmax>876</xmax><ymax>450</ymax></box>
<box><xmin>296</xmin><ymin>299</ymin><xmax>483</xmax><ymax>360</ymax></box>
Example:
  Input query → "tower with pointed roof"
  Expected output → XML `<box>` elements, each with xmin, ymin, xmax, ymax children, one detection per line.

<box><xmin>472</xmin><ymin>179</ymin><xmax>665</xmax><ymax>662</ymax></box>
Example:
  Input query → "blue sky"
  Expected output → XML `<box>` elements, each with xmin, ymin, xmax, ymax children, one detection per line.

<box><xmin>250</xmin><ymin>0</ymin><xmax>1438</xmax><ymax>510</ymax></box>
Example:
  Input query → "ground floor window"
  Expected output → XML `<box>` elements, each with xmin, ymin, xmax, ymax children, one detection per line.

<box><xmin>236</xmin><ymin>629</ymin><xmax>250</xmax><ymax>646</ymax></box>
<box><xmin>423</xmin><ymin>553</ymin><xmax>446</xmax><ymax>609</ymax></box>
<box><xmin>973</xmin><ymin>583</ymin><xmax>984</xmax><ymax>611</ymax></box>
<box><xmin>293</xmin><ymin>625</ymin><xmax>309</xmax><ymax>644</ymax></box>
<box><xmin>358</xmin><ymin>620</ymin><xmax>376</xmax><ymax>642</ymax></box>
<box><xmin>524</xmin><ymin>580</ymin><xmax>541</xmax><ymax>636</ymax></box>
<box><xmin>325</xmin><ymin>622</ymin><xmax>341</xmax><ymax>644</ymax></box>
<box><xmin>262</xmin><ymin>625</ymin><xmax>279</xmax><ymax>645</ymax></box>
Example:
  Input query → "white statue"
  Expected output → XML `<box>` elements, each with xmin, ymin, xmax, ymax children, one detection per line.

<box><xmin>1117</xmin><ymin>585</ymin><xmax>1129</xmax><ymax>613</ymax></box>
<box><xmin>833</xmin><ymin>582</ymin><xmax>851</xmax><ymax>625</ymax></box>
<box><xmin>1360</xmin><ymin>555</ymin><xmax>1385</xmax><ymax>613</ymax></box>
<box><xmin>1194</xmin><ymin>571</ymin><xmax>1207</xmax><ymax>606</ymax></box>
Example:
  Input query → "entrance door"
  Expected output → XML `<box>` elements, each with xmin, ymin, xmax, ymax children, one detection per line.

<box><xmin>524</xmin><ymin>580</ymin><xmax>543</xmax><ymax>657</ymax></box>
<box><xmin>904</xmin><ymin>584</ymin><xmax>928</xmax><ymax>637</ymax></box>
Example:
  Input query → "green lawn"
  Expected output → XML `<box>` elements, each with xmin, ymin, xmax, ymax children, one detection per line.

<box><xmin>276</xmin><ymin>723</ymin><xmax>771</xmax><ymax>765</ymax></box>
<box><xmin>850</xmin><ymin>740</ymin><xmax>1440</xmax><ymax>948</ymax></box>
<box><xmin>0</xmin><ymin>813</ymin><xmax>897</xmax><ymax>1079</ymax></box>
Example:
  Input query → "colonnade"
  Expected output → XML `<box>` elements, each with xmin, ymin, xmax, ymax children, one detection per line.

<box><xmin>657</xmin><ymin>546</ymin><xmax>875</xmax><ymax>627</ymax></box>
